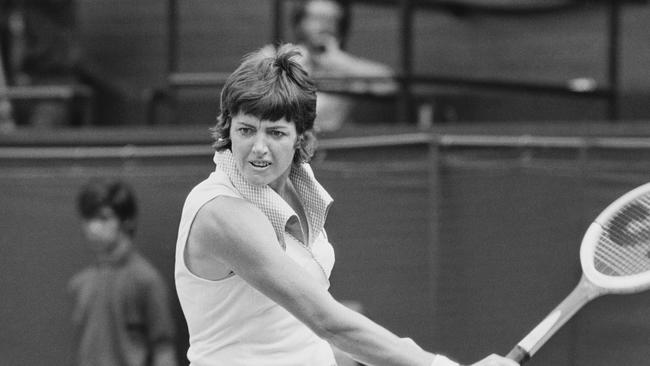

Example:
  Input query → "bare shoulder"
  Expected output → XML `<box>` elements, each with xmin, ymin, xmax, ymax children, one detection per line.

<box><xmin>193</xmin><ymin>195</ymin><xmax>267</xmax><ymax>240</ymax></box>
<box><xmin>186</xmin><ymin>195</ymin><xmax>278</xmax><ymax>279</ymax></box>
<box><xmin>341</xmin><ymin>51</ymin><xmax>394</xmax><ymax>76</ymax></box>
<box><xmin>190</xmin><ymin>195</ymin><xmax>279</xmax><ymax>256</ymax></box>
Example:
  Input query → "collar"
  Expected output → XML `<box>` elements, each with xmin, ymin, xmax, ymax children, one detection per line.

<box><xmin>96</xmin><ymin>244</ymin><xmax>133</xmax><ymax>267</ymax></box>
<box><xmin>213</xmin><ymin>150</ymin><xmax>332</xmax><ymax>245</ymax></box>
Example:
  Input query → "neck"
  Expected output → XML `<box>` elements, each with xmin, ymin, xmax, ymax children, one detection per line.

<box><xmin>269</xmin><ymin>165</ymin><xmax>293</xmax><ymax>195</ymax></box>
<box><xmin>98</xmin><ymin>235</ymin><xmax>132</xmax><ymax>263</ymax></box>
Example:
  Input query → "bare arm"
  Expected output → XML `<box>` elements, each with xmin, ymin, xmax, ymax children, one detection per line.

<box><xmin>295</xmin><ymin>36</ymin><xmax>397</xmax><ymax>96</ymax></box>
<box><xmin>190</xmin><ymin>196</ymin><xmax>432</xmax><ymax>366</ymax></box>
<box><xmin>190</xmin><ymin>196</ymin><xmax>517</xmax><ymax>366</ymax></box>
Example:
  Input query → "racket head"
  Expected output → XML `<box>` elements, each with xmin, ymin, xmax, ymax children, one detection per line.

<box><xmin>581</xmin><ymin>182</ymin><xmax>650</xmax><ymax>294</ymax></box>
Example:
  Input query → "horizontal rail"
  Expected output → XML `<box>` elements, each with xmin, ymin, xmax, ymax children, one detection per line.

<box><xmin>2</xmin><ymin>133</ymin><xmax>650</xmax><ymax>160</ymax></box>
<box><xmin>167</xmin><ymin>72</ymin><xmax>608</xmax><ymax>98</ymax></box>
<box><xmin>438</xmin><ymin>134</ymin><xmax>588</xmax><ymax>148</ymax></box>
<box><xmin>168</xmin><ymin>72</ymin><xmax>230</xmax><ymax>87</ymax></box>
<box><xmin>0</xmin><ymin>144</ymin><xmax>213</xmax><ymax>160</ymax></box>
<box><xmin>349</xmin><ymin>0</ymin><xmax>580</xmax><ymax>14</ymax></box>
<box><xmin>409</xmin><ymin>75</ymin><xmax>610</xmax><ymax>98</ymax></box>
<box><xmin>439</xmin><ymin>135</ymin><xmax>650</xmax><ymax>149</ymax></box>
<box><xmin>0</xmin><ymin>85</ymin><xmax>93</xmax><ymax>100</ymax></box>
<box><xmin>319</xmin><ymin>132</ymin><xmax>431</xmax><ymax>149</ymax></box>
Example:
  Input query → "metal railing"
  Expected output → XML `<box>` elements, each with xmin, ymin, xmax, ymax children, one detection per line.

<box><xmin>2</xmin><ymin>131</ymin><xmax>650</xmax><ymax>160</ymax></box>
<box><xmin>149</xmin><ymin>0</ymin><xmax>622</xmax><ymax>125</ymax></box>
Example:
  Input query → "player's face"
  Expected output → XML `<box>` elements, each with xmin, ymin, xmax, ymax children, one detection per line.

<box><xmin>81</xmin><ymin>207</ymin><xmax>123</xmax><ymax>255</ymax></box>
<box><xmin>230</xmin><ymin>113</ymin><xmax>298</xmax><ymax>190</ymax></box>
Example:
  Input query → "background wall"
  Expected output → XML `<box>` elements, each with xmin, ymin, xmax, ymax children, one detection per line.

<box><xmin>2</xmin><ymin>123</ymin><xmax>650</xmax><ymax>365</ymax></box>
<box><xmin>75</xmin><ymin>0</ymin><xmax>650</xmax><ymax>126</ymax></box>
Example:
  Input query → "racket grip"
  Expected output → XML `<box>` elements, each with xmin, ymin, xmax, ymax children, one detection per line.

<box><xmin>505</xmin><ymin>345</ymin><xmax>530</xmax><ymax>365</ymax></box>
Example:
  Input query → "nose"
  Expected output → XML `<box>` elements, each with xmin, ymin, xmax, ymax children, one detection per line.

<box><xmin>251</xmin><ymin>133</ymin><xmax>269</xmax><ymax>156</ymax></box>
<box><xmin>83</xmin><ymin>220</ymin><xmax>102</xmax><ymax>235</ymax></box>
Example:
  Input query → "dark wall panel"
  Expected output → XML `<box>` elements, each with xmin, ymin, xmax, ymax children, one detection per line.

<box><xmin>3</xmin><ymin>128</ymin><xmax>650</xmax><ymax>365</ymax></box>
<box><xmin>74</xmin><ymin>1</ymin><xmax>650</xmax><ymax>125</ymax></box>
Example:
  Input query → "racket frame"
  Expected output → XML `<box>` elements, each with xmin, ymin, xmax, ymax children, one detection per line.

<box><xmin>581</xmin><ymin>222</ymin><xmax>650</xmax><ymax>293</ymax></box>
<box><xmin>508</xmin><ymin>182</ymin><xmax>650</xmax><ymax>363</ymax></box>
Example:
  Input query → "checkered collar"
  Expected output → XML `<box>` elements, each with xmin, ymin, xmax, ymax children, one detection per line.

<box><xmin>213</xmin><ymin>150</ymin><xmax>332</xmax><ymax>246</ymax></box>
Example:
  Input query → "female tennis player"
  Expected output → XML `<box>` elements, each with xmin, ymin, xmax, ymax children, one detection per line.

<box><xmin>174</xmin><ymin>44</ymin><xmax>517</xmax><ymax>366</ymax></box>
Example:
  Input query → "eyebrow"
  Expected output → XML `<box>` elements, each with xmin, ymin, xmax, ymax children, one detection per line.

<box><xmin>232</xmin><ymin>118</ymin><xmax>291</xmax><ymax>129</ymax></box>
<box><xmin>266</xmin><ymin>125</ymin><xmax>290</xmax><ymax>130</ymax></box>
<box><xmin>232</xmin><ymin>119</ymin><xmax>256</xmax><ymax>127</ymax></box>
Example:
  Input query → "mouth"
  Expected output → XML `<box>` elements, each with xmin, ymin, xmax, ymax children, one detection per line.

<box><xmin>249</xmin><ymin>160</ymin><xmax>271</xmax><ymax>169</ymax></box>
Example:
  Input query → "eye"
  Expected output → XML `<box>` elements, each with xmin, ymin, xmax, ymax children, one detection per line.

<box><xmin>269</xmin><ymin>130</ymin><xmax>287</xmax><ymax>138</ymax></box>
<box><xmin>237</xmin><ymin>127</ymin><xmax>254</xmax><ymax>136</ymax></box>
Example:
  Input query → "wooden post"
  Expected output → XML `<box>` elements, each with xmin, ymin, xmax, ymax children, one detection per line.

<box><xmin>606</xmin><ymin>0</ymin><xmax>620</xmax><ymax>121</ymax></box>
<box><xmin>0</xmin><ymin>50</ymin><xmax>16</xmax><ymax>132</ymax></box>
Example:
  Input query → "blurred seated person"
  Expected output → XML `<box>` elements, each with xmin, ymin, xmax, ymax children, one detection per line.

<box><xmin>291</xmin><ymin>0</ymin><xmax>397</xmax><ymax>132</ymax></box>
<box><xmin>0</xmin><ymin>0</ymin><xmax>88</xmax><ymax>128</ymax></box>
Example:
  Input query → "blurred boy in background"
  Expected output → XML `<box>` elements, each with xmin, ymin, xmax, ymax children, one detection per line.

<box><xmin>68</xmin><ymin>179</ymin><xmax>178</xmax><ymax>366</ymax></box>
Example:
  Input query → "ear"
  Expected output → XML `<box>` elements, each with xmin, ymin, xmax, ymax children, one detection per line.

<box><xmin>294</xmin><ymin>134</ymin><xmax>304</xmax><ymax>149</ymax></box>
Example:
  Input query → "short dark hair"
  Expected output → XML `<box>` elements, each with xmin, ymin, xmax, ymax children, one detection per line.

<box><xmin>291</xmin><ymin>0</ymin><xmax>351</xmax><ymax>47</ymax></box>
<box><xmin>77</xmin><ymin>178</ymin><xmax>138</xmax><ymax>236</ymax></box>
<box><xmin>210</xmin><ymin>43</ymin><xmax>318</xmax><ymax>166</ymax></box>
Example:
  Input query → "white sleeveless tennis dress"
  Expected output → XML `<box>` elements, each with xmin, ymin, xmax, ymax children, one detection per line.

<box><xmin>175</xmin><ymin>150</ymin><xmax>337</xmax><ymax>366</ymax></box>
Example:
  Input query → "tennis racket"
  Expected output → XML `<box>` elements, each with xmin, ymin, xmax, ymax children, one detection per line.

<box><xmin>506</xmin><ymin>182</ymin><xmax>650</xmax><ymax>364</ymax></box>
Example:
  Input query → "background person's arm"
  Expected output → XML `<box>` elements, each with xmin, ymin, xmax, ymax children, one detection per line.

<box><xmin>144</xmin><ymin>270</ymin><xmax>178</xmax><ymax>366</ymax></box>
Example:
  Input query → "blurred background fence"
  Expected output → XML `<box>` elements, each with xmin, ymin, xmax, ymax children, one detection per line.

<box><xmin>2</xmin><ymin>123</ymin><xmax>650</xmax><ymax>366</ymax></box>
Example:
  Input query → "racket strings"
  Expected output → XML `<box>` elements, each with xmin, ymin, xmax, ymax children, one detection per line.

<box><xmin>596</xmin><ymin>237</ymin><xmax>650</xmax><ymax>275</ymax></box>
<box><xmin>595</xmin><ymin>195</ymin><xmax>650</xmax><ymax>276</ymax></box>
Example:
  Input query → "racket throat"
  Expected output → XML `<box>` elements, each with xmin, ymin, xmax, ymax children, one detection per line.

<box><xmin>516</xmin><ymin>276</ymin><xmax>601</xmax><ymax>358</ymax></box>
<box><xmin>505</xmin><ymin>345</ymin><xmax>530</xmax><ymax>364</ymax></box>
